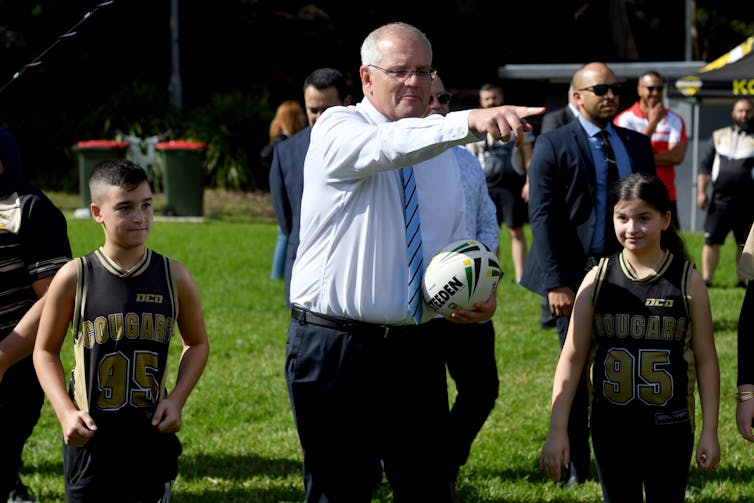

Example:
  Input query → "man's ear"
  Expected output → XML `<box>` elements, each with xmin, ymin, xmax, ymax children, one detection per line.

<box><xmin>344</xmin><ymin>94</ymin><xmax>354</xmax><ymax>106</ymax></box>
<box><xmin>360</xmin><ymin>66</ymin><xmax>372</xmax><ymax>95</ymax></box>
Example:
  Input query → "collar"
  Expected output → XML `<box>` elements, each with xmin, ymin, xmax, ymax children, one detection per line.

<box><xmin>578</xmin><ymin>115</ymin><xmax>615</xmax><ymax>139</ymax></box>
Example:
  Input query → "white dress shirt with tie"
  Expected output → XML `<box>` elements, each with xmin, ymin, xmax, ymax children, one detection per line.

<box><xmin>290</xmin><ymin>98</ymin><xmax>478</xmax><ymax>325</ymax></box>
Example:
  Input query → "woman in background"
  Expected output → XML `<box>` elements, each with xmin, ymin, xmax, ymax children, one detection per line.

<box><xmin>261</xmin><ymin>100</ymin><xmax>306</xmax><ymax>280</ymax></box>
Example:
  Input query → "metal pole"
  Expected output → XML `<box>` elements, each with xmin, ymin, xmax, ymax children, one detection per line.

<box><xmin>691</xmin><ymin>100</ymin><xmax>699</xmax><ymax>231</ymax></box>
<box><xmin>169</xmin><ymin>0</ymin><xmax>183</xmax><ymax>111</ymax></box>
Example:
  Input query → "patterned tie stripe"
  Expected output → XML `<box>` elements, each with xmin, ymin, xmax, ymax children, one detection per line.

<box><xmin>402</xmin><ymin>166</ymin><xmax>424</xmax><ymax>324</ymax></box>
<box><xmin>600</xmin><ymin>129</ymin><xmax>620</xmax><ymax>254</ymax></box>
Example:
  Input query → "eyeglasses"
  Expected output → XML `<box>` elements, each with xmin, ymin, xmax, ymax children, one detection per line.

<box><xmin>368</xmin><ymin>64</ymin><xmax>437</xmax><ymax>82</ymax></box>
<box><xmin>579</xmin><ymin>83</ymin><xmax>622</xmax><ymax>96</ymax></box>
<box><xmin>430</xmin><ymin>92</ymin><xmax>452</xmax><ymax>105</ymax></box>
<box><xmin>643</xmin><ymin>85</ymin><xmax>664</xmax><ymax>93</ymax></box>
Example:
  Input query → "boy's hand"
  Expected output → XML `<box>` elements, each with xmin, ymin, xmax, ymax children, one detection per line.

<box><xmin>152</xmin><ymin>396</ymin><xmax>182</xmax><ymax>433</ymax></box>
<box><xmin>62</xmin><ymin>410</ymin><xmax>97</xmax><ymax>447</ymax></box>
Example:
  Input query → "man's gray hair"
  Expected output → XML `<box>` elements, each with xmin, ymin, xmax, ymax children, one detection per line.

<box><xmin>360</xmin><ymin>22</ymin><xmax>432</xmax><ymax>66</ymax></box>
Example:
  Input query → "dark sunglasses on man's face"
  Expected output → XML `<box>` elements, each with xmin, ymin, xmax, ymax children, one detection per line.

<box><xmin>643</xmin><ymin>85</ymin><xmax>664</xmax><ymax>93</ymax></box>
<box><xmin>431</xmin><ymin>92</ymin><xmax>452</xmax><ymax>105</ymax></box>
<box><xmin>579</xmin><ymin>83</ymin><xmax>622</xmax><ymax>96</ymax></box>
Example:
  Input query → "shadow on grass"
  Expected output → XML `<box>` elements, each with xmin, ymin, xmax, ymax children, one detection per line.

<box><xmin>175</xmin><ymin>452</ymin><xmax>303</xmax><ymax>502</ymax></box>
<box><xmin>180</xmin><ymin>451</ymin><xmax>300</xmax><ymax>479</ymax></box>
<box><xmin>462</xmin><ymin>462</ymin><xmax>754</xmax><ymax>502</ymax></box>
<box><xmin>32</xmin><ymin>450</ymin><xmax>754</xmax><ymax>502</ymax></box>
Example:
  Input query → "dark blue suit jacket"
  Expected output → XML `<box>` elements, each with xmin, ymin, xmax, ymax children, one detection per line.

<box><xmin>520</xmin><ymin>120</ymin><xmax>656</xmax><ymax>297</ymax></box>
<box><xmin>540</xmin><ymin>105</ymin><xmax>578</xmax><ymax>134</ymax></box>
<box><xmin>268</xmin><ymin>126</ymin><xmax>311</xmax><ymax>305</ymax></box>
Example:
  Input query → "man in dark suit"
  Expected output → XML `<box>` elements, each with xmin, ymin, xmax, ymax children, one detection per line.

<box><xmin>536</xmin><ymin>84</ymin><xmax>579</xmax><ymax>329</ymax></box>
<box><xmin>521</xmin><ymin>62</ymin><xmax>656</xmax><ymax>487</ymax></box>
<box><xmin>269</xmin><ymin>68</ymin><xmax>351</xmax><ymax>305</ymax></box>
<box><xmin>540</xmin><ymin>83</ymin><xmax>579</xmax><ymax>135</ymax></box>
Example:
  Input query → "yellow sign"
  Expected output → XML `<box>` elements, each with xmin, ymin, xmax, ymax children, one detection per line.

<box><xmin>701</xmin><ymin>36</ymin><xmax>754</xmax><ymax>73</ymax></box>
<box><xmin>733</xmin><ymin>79</ymin><xmax>754</xmax><ymax>95</ymax></box>
<box><xmin>675</xmin><ymin>76</ymin><xmax>702</xmax><ymax>97</ymax></box>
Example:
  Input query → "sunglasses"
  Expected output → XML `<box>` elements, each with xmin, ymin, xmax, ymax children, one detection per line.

<box><xmin>431</xmin><ymin>92</ymin><xmax>452</xmax><ymax>105</ymax></box>
<box><xmin>643</xmin><ymin>85</ymin><xmax>664</xmax><ymax>93</ymax></box>
<box><xmin>579</xmin><ymin>83</ymin><xmax>622</xmax><ymax>96</ymax></box>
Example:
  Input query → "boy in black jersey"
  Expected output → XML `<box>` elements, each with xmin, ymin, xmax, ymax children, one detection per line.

<box><xmin>33</xmin><ymin>159</ymin><xmax>209</xmax><ymax>502</ymax></box>
<box><xmin>541</xmin><ymin>173</ymin><xmax>720</xmax><ymax>502</ymax></box>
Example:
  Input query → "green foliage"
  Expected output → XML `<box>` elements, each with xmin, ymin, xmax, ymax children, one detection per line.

<box><xmin>94</xmin><ymin>81</ymin><xmax>180</xmax><ymax>139</ymax></box>
<box><xmin>182</xmin><ymin>91</ymin><xmax>274</xmax><ymax>191</ymax></box>
<box><xmin>18</xmin><ymin>214</ymin><xmax>754</xmax><ymax>501</ymax></box>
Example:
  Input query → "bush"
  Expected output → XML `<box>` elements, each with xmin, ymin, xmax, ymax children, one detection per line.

<box><xmin>182</xmin><ymin>91</ymin><xmax>273</xmax><ymax>191</ymax></box>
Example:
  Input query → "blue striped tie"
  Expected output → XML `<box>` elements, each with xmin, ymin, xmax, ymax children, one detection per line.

<box><xmin>402</xmin><ymin>166</ymin><xmax>424</xmax><ymax>324</ymax></box>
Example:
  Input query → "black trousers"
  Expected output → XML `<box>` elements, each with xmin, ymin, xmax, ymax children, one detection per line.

<box><xmin>591</xmin><ymin>412</ymin><xmax>693</xmax><ymax>503</ymax></box>
<box><xmin>436</xmin><ymin>318</ymin><xmax>499</xmax><ymax>481</ymax></box>
<box><xmin>556</xmin><ymin>315</ymin><xmax>591</xmax><ymax>482</ymax></box>
<box><xmin>0</xmin><ymin>356</ymin><xmax>44</xmax><ymax>500</ymax></box>
<box><xmin>286</xmin><ymin>317</ymin><xmax>451</xmax><ymax>503</ymax></box>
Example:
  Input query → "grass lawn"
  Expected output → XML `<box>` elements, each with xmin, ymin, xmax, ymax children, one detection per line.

<box><xmin>18</xmin><ymin>190</ymin><xmax>754</xmax><ymax>502</ymax></box>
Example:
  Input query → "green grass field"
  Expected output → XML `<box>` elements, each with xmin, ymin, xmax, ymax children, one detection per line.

<box><xmin>18</xmin><ymin>195</ymin><xmax>754</xmax><ymax>502</ymax></box>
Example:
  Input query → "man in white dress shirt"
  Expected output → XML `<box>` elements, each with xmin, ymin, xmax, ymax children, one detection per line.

<box><xmin>285</xmin><ymin>21</ymin><xmax>543</xmax><ymax>503</ymax></box>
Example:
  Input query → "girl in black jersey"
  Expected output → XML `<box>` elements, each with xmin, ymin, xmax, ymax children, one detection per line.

<box><xmin>540</xmin><ymin>173</ymin><xmax>720</xmax><ymax>502</ymax></box>
<box><xmin>33</xmin><ymin>159</ymin><xmax>209</xmax><ymax>502</ymax></box>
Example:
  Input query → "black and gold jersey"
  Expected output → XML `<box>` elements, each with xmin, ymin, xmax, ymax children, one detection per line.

<box><xmin>69</xmin><ymin>248</ymin><xmax>177</xmax><ymax>428</ymax></box>
<box><xmin>0</xmin><ymin>183</ymin><xmax>70</xmax><ymax>338</ymax></box>
<box><xmin>589</xmin><ymin>252</ymin><xmax>696</xmax><ymax>429</ymax></box>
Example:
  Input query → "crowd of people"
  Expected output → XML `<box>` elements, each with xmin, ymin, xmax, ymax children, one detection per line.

<box><xmin>265</xmin><ymin>22</ymin><xmax>752</xmax><ymax>503</ymax></box>
<box><xmin>2</xmin><ymin>19</ymin><xmax>754</xmax><ymax>503</ymax></box>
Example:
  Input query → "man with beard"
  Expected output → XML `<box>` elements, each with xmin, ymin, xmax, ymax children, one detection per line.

<box><xmin>614</xmin><ymin>70</ymin><xmax>687</xmax><ymax>230</ymax></box>
<box><xmin>697</xmin><ymin>97</ymin><xmax>754</xmax><ymax>288</ymax></box>
<box><xmin>520</xmin><ymin>62</ymin><xmax>656</xmax><ymax>487</ymax></box>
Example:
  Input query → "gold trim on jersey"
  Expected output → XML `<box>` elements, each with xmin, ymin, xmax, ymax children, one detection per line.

<box><xmin>619</xmin><ymin>250</ymin><xmax>672</xmax><ymax>283</ymax></box>
<box><xmin>73</xmin><ymin>256</ymin><xmax>89</xmax><ymax>413</ymax></box>
<box><xmin>94</xmin><ymin>247</ymin><xmax>152</xmax><ymax>277</ymax></box>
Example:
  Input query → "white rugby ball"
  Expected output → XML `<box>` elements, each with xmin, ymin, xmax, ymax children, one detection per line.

<box><xmin>422</xmin><ymin>240</ymin><xmax>503</xmax><ymax>316</ymax></box>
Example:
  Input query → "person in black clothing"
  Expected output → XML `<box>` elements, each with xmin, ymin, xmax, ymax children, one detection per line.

<box><xmin>0</xmin><ymin>128</ymin><xmax>72</xmax><ymax>503</ymax></box>
<box><xmin>736</xmin><ymin>225</ymin><xmax>754</xmax><ymax>439</ymax></box>
<box><xmin>697</xmin><ymin>97</ymin><xmax>754</xmax><ymax>288</ymax></box>
<box><xmin>34</xmin><ymin>159</ymin><xmax>209</xmax><ymax>502</ymax></box>
<box><xmin>536</xmin><ymin>83</ymin><xmax>578</xmax><ymax>329</ymax></box>
<box><xmin>542</xmin><ymin>173</ymin><xmax>720</xmax><ymax>501</ymax></box>
<box><xmin>521</xmin><ymin>62</ymin><xmax>656</xmax><ymax>487</ymax></box>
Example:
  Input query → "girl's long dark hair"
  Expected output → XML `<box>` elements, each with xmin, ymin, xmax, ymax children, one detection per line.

<box><xmin>610</xmin><ymin>172</ymin><xmax>689</xmax><ymax>261</ymax></box>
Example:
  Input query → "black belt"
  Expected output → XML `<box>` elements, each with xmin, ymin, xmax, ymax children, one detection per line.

<box><xmin>291</xmin><ymin>306</ymin><xmax>420</xmax><ymax>337</ymax></box>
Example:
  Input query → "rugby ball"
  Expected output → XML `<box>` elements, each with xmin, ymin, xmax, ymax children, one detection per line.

<box><xmin>422</xmin><ymin>240</ymin><xmax>503</xmax><ymax>316</ymax></box>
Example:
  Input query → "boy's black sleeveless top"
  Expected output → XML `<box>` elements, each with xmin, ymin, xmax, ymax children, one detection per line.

<box><xmin>70</xmin><ymin>248</ymin><xmax>178</xmax><ymax>429</ymax></box>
